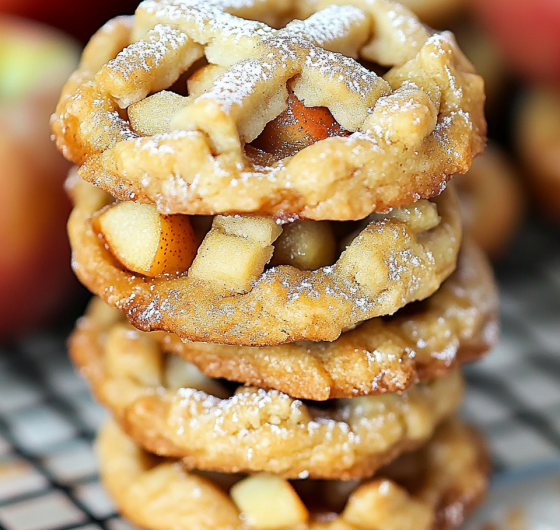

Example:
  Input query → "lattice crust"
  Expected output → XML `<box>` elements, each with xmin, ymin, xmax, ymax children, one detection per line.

<box><xmin>52</xmin><ymin>0</ymin><xmax>486</xmax><ymax>221</ymax></box>
<box><xmin>98</xmin><ymin>418</ymin><xmax>489</xmax><ymax>530</ymax></box>
<box><xmin>71</xmin><ymin>300</ymin><xmax>464</xmax><ymax>479</ymax></box>
<box><xmin>67</xmin><ymin>175</ymin><xmax>462</xmax><ymax>345</ymax></box>
<box><xmin>74</xmin><ymin>241</ymin><xmax>497</xmax><ymax>401</ymax></box>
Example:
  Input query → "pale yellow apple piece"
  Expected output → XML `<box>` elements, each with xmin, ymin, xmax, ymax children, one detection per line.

<box><xmin>105</xmin><ymin>324</ymin><xmax>162</xmax><ymax>387</ymax></box>
<box><xmin>271</xmin><ymin>220</ymin><xmax>336</xmax><ymax>270</ymax></box>
<box><xmin>93</xmin><ymin>202</ymin><xmax>197</xmax><ymax>277</ymax></box>
<box><xmin>342</xmin><ymin>479</ymin><xmax>433</xmax><ymax>530</ymax></box>
<box><xmin>384</xmin><ymin>200</ymin><xmax>440</xmax><ymax>233</ymax></box>
<box><xmin>230</xmin><ymin>473</ymin><xmax>309</xmax><ymax>530</ymax></box>
<box><xmin>128</xmin><ymin>91</ymin><xmax>190</xmax><ymax>136</ymax></box>
<box><xmin>164</xmin><ymin>355</ymin><xmax>228</xmax><ymax>398</ymax></box>
<box><xmin>188</xmin><ymin>216</ymin><xmax>282</xmax><ymax>292</ymax></box>
<box><xmin>187</xmin><ymin>64</ymin><xmax>227</xmax><ymax>98</ymax></box>
<box><xmin>213</xmin><ymin>215</ymin><xmax>282</xmax><ymax>246</ymax></box>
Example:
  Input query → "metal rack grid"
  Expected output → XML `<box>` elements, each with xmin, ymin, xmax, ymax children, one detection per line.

<box><xmin>0</xmin><ymin>220</ymin><xmax>559</xmax><ymax>529</ymax></box>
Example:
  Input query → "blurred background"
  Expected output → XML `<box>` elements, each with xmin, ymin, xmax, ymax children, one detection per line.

<box><xmin>0</xmin><ymin>0</ymin><xmax>559</xmax><ymax>528</ymax></box>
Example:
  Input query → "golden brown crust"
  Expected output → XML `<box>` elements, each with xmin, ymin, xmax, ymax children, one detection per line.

<box><xmin>98</xmin><ymin>418</ymin><xmax>490</xmax><ymax>530</ymax></box>
<box><xmin>70</xmin><ymin>302</ymin><xmax>464</xmax><ymax>479</ymax></box>
<box><xmin>52</xmin><ymin>0</ymin><xmax>486</xmax><ymax>221</ymax></box>
<box><xmin>457</xmin><ymin>144</ymin><xmax>524</xmax><ymax>260</ymax></box>
<box><xmin>68</xmin><ymin>177</ymin><xmax>462</xmax><ymax>346</ymax></box>
<box><xmin>72</xmin><ymin>240</ymin><xmax>497</xmax><ymax>401</ymax></box>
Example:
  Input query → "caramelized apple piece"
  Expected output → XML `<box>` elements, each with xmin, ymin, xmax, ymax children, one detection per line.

<box><xmin>251</xmin><ymin>81</ymin><xmax>349</xmax><ymax>158</ymax></box>
<box><xmin>92</xmin><ymin>202</ymin><xmax>197</xmax><ymax>277</ymax></box>
<box><xmin>271</xmin><ymin>220</ymin><xmax>336</xmax><ymax>270</ymax></box>
<box><xmin>188</xmin><ymin>215</ymin><xmax>282</xmax><ymax>293</ymax></box>
<box><xmin>231</xmin><ymin>474</ymin><xmax>309</xmax><ymax>529</ymax></box>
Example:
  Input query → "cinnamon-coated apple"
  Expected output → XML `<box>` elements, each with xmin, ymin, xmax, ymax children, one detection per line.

<box><xmin>251</xmin><ymin>82</ymin><xmax>349</xmax><ymax>158</ymax></box>
<box><xmin>0</xmin><ymin>16</ymin><xmax>80</xmax><ymax>337</ymax></box>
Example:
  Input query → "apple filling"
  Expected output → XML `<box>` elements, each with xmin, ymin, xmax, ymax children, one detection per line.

<box><xmin>229</xmin><ymin>471</ymin><xmax>431</xmax><ymax>529</ymax></box>
<box><xmin>127</xmin><ymin>59</ymin><xmax>351</xmax><ymax>161</ymax></box>
<box><xmin>91</xmin><ymin>198</ymin><xmax>440</xmax><ymax>294</ymax></box>
<box><xmin>91</xmin><ymin>202</ymin><xmax>197</xmax><ymax>277</ymax></box>
<box><xmin>91</xmin><ymin>201</ymin><xmax>341</xmax><ymax>285</ymax></box>
<box><xmin>249</xmin><ymin>81</ymin><xmax>350</xmax><ymax>158</ymax></box>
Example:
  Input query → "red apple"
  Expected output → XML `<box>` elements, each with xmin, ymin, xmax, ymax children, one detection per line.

<box><xmin>471</xmin><ymin>0</ymin><xmax>560</xmax><ymax>87</ymax></box>
<box><xmin>0</xmin><ymin>0</ymin><xmax>139</xmax><ymax>42</ymax></box>
<box><xmin>0</xmin><ymin>16</ymin><xmax>81</xmax><ymax>336</ymax></box>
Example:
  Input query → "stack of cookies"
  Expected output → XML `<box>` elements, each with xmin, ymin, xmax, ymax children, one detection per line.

<box><xmin>52</xmin><ymin>1</ymin><xmax>498</xmax><ymax>528</ymax></box>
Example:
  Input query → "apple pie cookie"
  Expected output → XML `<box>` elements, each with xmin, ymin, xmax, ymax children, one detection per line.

<box><xmin>67</xmin><ymin>177</ymin><xmax>462</xmax><ymax>346</ymax></box>
<box><xmin>516</xmin><ymin>86</ymin><xmax>560</xmax><ymax>222</ymax></box>
<box><xmin>70</xmin><ymin>300</ymin><xmax>464</xmax><ymax>479</ymax></box>
<box><xmin>98</xmin><ymin>418</ymin><xmax>489</xmax><ymax>530</ymax></box>
<box><xmin>73</xmin><ymin>240</ymin><xmax>497</xmax><ymax>401</ymax></box>
<box><xmin>52</xmin><ymin>0</ymin><xmax>486</xmax><ymax>221</ymax></box>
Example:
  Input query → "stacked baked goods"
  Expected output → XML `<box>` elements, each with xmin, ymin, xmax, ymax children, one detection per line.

<box><xmin>52</xmin><ymin>0</ymin><xmax>499</xmax><ymax>528</ymax></box>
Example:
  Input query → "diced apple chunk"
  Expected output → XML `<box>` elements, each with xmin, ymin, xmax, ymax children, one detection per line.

<box><xmin>92</xmin><ymin>202</ymin><xmax>197</xmax><ymax>277</ymax></box>
<box><xmin>271</xmin><ymin>220</ymin><xmax>336</xmax><ymax>270</ymax></box>
<box><xmin>384</xmin><ymin>201</ymin><xmax>440</xmax><ymax>233</ymax></box>
<box><xmin>188</xmin><ymin>215</ymin><xmax>282</xmax><ymax>292</ymax></box>
<box><xmin>164</xmin><ymin>355</ymin><xmax>228</xmax><ymax>398</ymax></box>
<box><xmin>105</xmin><ymin>324</ymin><xmax>162</xmax><ymax>386</ymax></box>
<box><xmin>231</xmin><ymin>474</ymin><xmax>309</xmax><ymax>530</ymax></box>
<box><xmin>128</xmin><ymin>90</ymin><xmax>190</xmax><ymax>136</ymax></box>
<box><xmin>187</xmin><ymin>64</ymin><xmax>227</xmax><ymax>98</ymax></box>
<box><xmin>189</xmin><ymin>234</ymin><xmax>270</xmax><ymax>292</ymax></box>
<box><xmin>213</xmin><ymin>215</ymin><xmax>282</xmax><ymax>246</ymax></box>
<box><xmin>342</xmin><ymin>479</ymin><xmax>432</xmax><ymax>530</ymax></box>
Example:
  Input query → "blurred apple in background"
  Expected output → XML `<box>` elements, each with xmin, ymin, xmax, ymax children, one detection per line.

<box><xmin>471</xmin><ymin>0</ymin><xmax>560</xmax><ymax>88</ymax></box>
<box><xmin>0</xmin><ymin>0</ymin><xmax>139</xmax><ymax>42</ymax></box>
<box><xmin>0</xmin><ymin>15</ymin><xmax>81</xmax><ymax>337</ymax></box>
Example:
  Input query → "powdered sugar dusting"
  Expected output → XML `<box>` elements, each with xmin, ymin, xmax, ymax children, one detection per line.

<box><xmin>303</xmin><ymin>47</ymin><xmax>384</xmax><ymax>97</ymax></box>
<box><xmin>138</xmin><ymin>0</ymin><xmax>275</xmax><ymax>44</ymax></box>
<box><xmin>107</xmin><ymin>24</ymin><xmax>188</xmax><ymax>77</ymax></box>
<box><xmin>284</xmin><ymin>5</ymin><xmax>367</xmax><ymax>49</ymax></box>
<box><xmin>199</xmin><ymin>59</ymin><xmax>278</xmax><ymax>110</ymax></box>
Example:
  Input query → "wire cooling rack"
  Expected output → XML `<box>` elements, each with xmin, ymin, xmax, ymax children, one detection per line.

<box><xmin>0</xmin><ymin>221</ymin><xmax>559</xmax><ymax>529</ymax></box>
